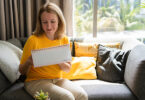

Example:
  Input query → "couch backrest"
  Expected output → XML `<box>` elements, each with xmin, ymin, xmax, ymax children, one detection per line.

<box><xmin>6</xmin><ymin>37</ymin><xmax>142</xmax><ymax>57</ymax></box>
<box><xmin>7</xmin><ymin>36</ymin><xmax>142</xmax><ymax>51</ymax></box>
<box><xmin>81</xmin><ymin>36</ymin><xmax>143</xmax><ymax>51</ymax></box>
<box><xmin>7</xmin><ymin>37</ymin><xmax>28</xmax><ymax>50</ymax></box>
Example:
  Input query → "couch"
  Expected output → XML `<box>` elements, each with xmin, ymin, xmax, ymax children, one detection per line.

<box><xmin>0</xmin><ymin>36</ymin><xmax>145</xmax><ymax>100</ymax></box>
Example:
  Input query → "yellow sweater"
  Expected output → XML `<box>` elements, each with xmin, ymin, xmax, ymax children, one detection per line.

<box><xmin>20</xmin><ymin>34</ymin><xmax>69</xmax><ymax>82</ymax></box>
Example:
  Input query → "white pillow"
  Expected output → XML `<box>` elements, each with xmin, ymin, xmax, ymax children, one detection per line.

<box><xmin>0</xmin><ymin>40</ymin><xmax>22</xmax><ymax>83</ymax></box>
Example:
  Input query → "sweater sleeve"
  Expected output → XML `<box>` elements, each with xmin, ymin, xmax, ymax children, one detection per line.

<box><xmin>20</xmin><ymin>36</ymin><xmax>35</xmax><ymax>64</ymax></box>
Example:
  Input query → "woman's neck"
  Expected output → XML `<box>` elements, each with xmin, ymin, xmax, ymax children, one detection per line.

<box><xmin>45</xmin><ymin>34</ymin><xmax>54</xmax><ymax>40</ymax></box>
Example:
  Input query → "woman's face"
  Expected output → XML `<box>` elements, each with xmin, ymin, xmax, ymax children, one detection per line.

<box><xmin>41</xmin><ymin>11</ymin><xmax>58</xmax><ymax>38</ymax></box>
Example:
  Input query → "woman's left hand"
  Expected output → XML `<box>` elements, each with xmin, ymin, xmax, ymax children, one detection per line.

<box><xmin>58</xmin><ymin>62</ymin><xmax>71</xmax><ymax>73</ymax></box>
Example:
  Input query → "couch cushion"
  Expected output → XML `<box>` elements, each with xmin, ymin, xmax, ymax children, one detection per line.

<box><xmin>73</xmin><ymin>80</ymin><xmax>137</xmax><ymax>100</ymax></box>
<box><xmin>74</xmin><ymin>42</ymin><xmax>121</xmax><ymax>58</ymax></box>
<box><xmin>70</xmin><ymin>42</ymin><xmax>73</xmax><ymax>55</ymax></box>
<box><xmin>101</xmin><ymin>42</ymin><xmax>121</xmax><ymax>49</ymax></box>
<box><xmin>0</xmin><ymin>41</ymin><xmax>22</xmax><ymax>83</ymax></box>
<box><xmin>74</xmin><ymin>42</ymin><xmax>99</xmax><ymax>57</ymax></box>
<box><xmin>0</xmin><ymin>82</ymin><xmax>33</xmax><ymax>100</ymax></box>
<box><xmin>7</xmin><ymin>38</ymin><xmax>23</xmax><ymax>50</ymax></box>
<box><xmin>0</xmin><ymin>70</ymin><xmax>11</xmax><ymax>94</ymax></box>
<box><xmin>19</xmin><ymin>37</ymin><xmax>28</xmax><ymax>48</ymax></box>
<box><xmin>82</xmin><ymin>83</ymin><xmax>137</xmax><ymax>100</ymax></box>
<box><xmin>62</xmin><ymin>57</ymin><xmax>97</xmax><ymax>80</ymax></box>
<box><xmin>96</xmin><ymin>45</ymin><xmax>130</xmax><ymax>82</ymax></box>
<box><xmin>124</xmin><ymin>45</ymin><xmax>145</xmax><ymax>100</ymax></box>
<box><xmin>7</xmin><ymin>37</ymin><xmax>28</xmax><ymax>50</ymax></box>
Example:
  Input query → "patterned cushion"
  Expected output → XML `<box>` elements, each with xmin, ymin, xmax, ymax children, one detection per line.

<box><xmin>74</xmin><ymin>42</ymin><xmax>98</xmax><ymax>57</ymax></box>
<box><xmin>74</xmin><ymin>42</ymin><xmax>121</xmax><ymax>58</ymax></box>
<box><xmin>101</xmin><ymin>42</ymin><xmax>121</xmax><ymax>49</ymax></box>
<box><xmin>96</xmin><ymin>44</ymin><xmax>130</xmax><ymax>82</ymax></box>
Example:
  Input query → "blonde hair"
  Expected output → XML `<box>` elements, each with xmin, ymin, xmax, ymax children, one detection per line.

<box><xmin>33</xmin><ymin>2</ymin><xmax>66</xmax><ymax>39</ymax></box>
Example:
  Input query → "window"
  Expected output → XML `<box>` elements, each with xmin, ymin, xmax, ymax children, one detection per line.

<box><xmin>74</xmin><ymin>0</ymin><xmax>93</xmax><ymax>37</ymax></box>
<box><xmin>74</xmin><ymin>0</ymin><xmax>145</xmax><ymax>42</ymax></box>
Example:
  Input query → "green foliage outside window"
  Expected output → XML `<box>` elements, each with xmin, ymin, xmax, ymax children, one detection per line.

<box><xmin>74</xmin><ymin>0</ymin><xmax>93</xmax><ymax>36</ymax></box>
<box><xmin>74</xmin><ymin>0</ymin><xmax>145</xmax><ymax>36</ymax></box>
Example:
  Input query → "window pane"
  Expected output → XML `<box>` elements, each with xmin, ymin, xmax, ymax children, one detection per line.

<box><xmin>97</xmin><ymin>0</ymin><xmax>145</xmax><ymax>38</ymax></box>
<box><xmin>74</xmin><ymin>0</ymin><xmax>93</xmax><ymax>37</ymax></box>
<box><xmin>74</xmin><ymin>0</ymin><xmax>145</xmax><ymax>39</ymax></box>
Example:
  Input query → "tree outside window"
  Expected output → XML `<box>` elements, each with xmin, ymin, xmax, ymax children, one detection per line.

<box><xmin>74</xmin><ymin>0</ymin><xmax>145</xmax><ymax>39</ymax></box>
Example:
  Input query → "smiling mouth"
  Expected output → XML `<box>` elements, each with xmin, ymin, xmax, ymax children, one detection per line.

<box><xmin>47</xmin><ymin>30</ymin><xmax>52</xmax><ymax>31</ymax></box>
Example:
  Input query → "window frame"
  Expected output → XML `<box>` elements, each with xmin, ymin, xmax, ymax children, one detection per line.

<box><xmin>93</xmin><ymin>0</ymin><xmax>98</xmax><ymax>37</ymax></box>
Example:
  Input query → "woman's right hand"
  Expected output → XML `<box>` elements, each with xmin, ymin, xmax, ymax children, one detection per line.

<box><xmin>26</xmin><ymin>56</ymin><xmax>33</xmax><ymax>66</ymax></box>
<box><xmin>19</xmin><ymin>56</ymin><xmax>33</xmax><ymax>75</ymax></box>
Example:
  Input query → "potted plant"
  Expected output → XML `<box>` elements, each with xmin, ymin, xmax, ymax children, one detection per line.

<box><xmin>34</xmin><ymin>90</ymin><xmax>50</xmax><ymax>100</ymax></box>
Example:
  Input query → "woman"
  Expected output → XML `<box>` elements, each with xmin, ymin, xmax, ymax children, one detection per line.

<box><xmin>19</xmin><ymin>2</ymin><xmax>88</xmax><ymax>100</ymax></box>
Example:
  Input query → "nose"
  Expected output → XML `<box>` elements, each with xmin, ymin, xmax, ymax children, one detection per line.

<box><xmin>47</xmin><ymin>22</ymin><xmax>51</xmax><ymax>30</ymax></box>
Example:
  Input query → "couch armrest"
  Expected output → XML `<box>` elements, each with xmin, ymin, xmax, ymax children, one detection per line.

<box><xmin>121</xmin><ymin>38</ymin><xmax>143</xmax><ymax>51</ymax></box>
<box><xmin>124</xmin><ymin>45</ymin><xmax>145</xmax><ymax>100</ymax></box>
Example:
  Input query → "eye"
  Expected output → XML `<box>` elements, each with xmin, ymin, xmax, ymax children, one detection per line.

<box><xmin>51</xmin><ymin>20</ymin><xmax>56</xmax><ymax>23</ymax></box>
<box><xmin>41</xmin><ymin>21</ymin><xmax>48</xmax><ymax>24</ymax></box>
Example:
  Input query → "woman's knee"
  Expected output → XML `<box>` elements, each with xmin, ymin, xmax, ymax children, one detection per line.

<box><xmin>57</xmin><ymin>91</ymin><xmax>75</xmax><ymax>100</ymax></box>
<box><xmin>75</xmin><ymin>90</ymin><xmax>88</xmax><ymax>100</ymax></box>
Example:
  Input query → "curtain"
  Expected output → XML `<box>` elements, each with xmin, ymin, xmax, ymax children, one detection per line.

<box><xmin>0</xmin><ymin>0</ymin><xmax>73</xmax><ymax>40</ymax></box>
<box><xmin>0</xmin><ymin>0</ymin><xmax>47</xmax><ymax>40</ymax></box>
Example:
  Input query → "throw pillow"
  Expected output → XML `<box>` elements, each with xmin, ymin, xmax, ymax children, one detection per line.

<box><xmin>74</xmin><ymin>42</ymin><xmax>121</xmax><ymax>58</ymax></box>
<box><xmin>124</xmin><ymin>45</ymin><xmax>145</xmax><ymax>100</ymax></box>
<box><xmin>101</xmin><ymin>42</ymin><xmax>121</xmax><ymax>49</ymax></box>
<box><xmin>7</xmin><ymin>38</ymin><xmax>23</xmax><ymax>50</ymax></box>
<box><xmin>70</xmin><ymin>42</ymin><xmax>73</xmax><ymax>55</ymax></box>
<box><xmin>74</xmin><ymin>42</ymin><xmax>99</xmax><ymax>57</ymax></box>
<box><xmin>62</xmin><ymin>57</ymin><xmax>97</xmax><ymax>80</ymax></box>
<box><xmin>0</xmin><ymin>41</ymin><xmax>22</xmax><ymax>83</ymax></box>
<box><xmin>96</xmin><ymin>44</ymin><xmax>130</xmax><ymax>82</ymax></box>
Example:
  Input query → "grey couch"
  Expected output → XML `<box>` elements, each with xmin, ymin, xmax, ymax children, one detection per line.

<box><xmin>0</xmin><ymin>37</ymin><xmax>145</xmax><ymax>100</ymax></box>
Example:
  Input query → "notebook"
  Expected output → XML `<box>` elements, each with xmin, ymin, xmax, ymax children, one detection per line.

<box><xmin>31</xmin><ymin>44</ymin><xmax>72</xmax><ymax>67</ymax></box>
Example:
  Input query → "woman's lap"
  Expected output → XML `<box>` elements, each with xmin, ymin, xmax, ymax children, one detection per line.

<box><xmin>24</xmin><ymin>79</ymin><xmax>88</xmax><ymax>100</ymax></box>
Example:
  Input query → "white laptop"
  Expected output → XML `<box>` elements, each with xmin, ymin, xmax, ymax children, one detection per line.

<box><xmin>31</xmin><ymin>44</ymin><xmax>72</xmax><ymax>67</ymax></box>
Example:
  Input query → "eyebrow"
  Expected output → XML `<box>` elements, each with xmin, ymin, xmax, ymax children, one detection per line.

<box><xmin>41</xmin><ymin>19</ymin><xmax>56</xmax><ymax>21</ymax></box>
